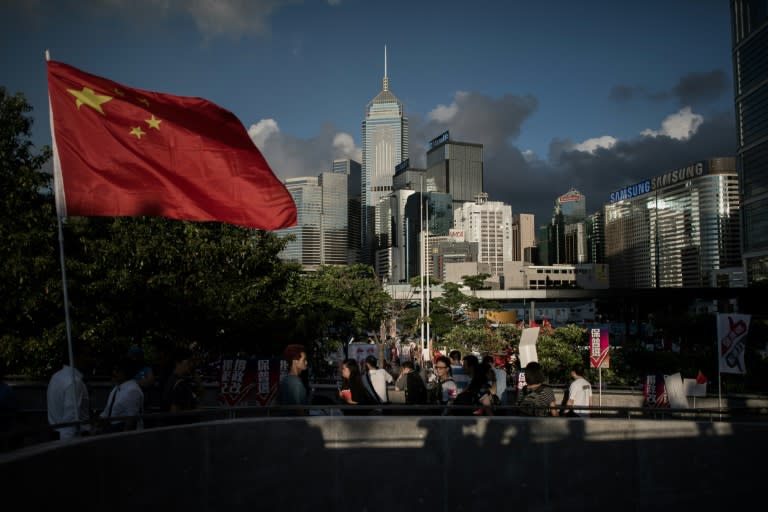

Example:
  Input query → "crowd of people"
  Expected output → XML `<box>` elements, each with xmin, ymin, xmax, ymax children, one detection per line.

<box><xmin>277</xmin><ymin>345</ymin><xmax>593</xmax><ymax>418</ymax></box>
<box><xmin>44</xmin><ymin>344</ymin><xmax>205</xmax><ymax>440</ymax></box>
<box><xmin>37</xmin><ymin>342</ymin><xmax>594</xmax><ymax>442</ymax></box>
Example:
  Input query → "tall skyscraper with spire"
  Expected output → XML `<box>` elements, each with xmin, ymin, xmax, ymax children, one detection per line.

<box><xmin>361</xmin><ymin>46</ymin><xmax>409</xmax><ymax>272</ymax></box>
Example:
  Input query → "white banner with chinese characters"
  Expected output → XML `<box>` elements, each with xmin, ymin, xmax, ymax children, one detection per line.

<box><xmin>717</xmin><ymin>313</ymin><xmax>751</xmax><ymax>375</ymax></box>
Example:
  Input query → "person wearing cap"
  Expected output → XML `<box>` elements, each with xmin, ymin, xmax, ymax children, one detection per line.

<box><xmin>127</xmin><ymin>347</ymin><xmax>156</xmax><ymax>390</ymax></box>
<box><xmin>516</xmin><ymin>361</ymin><xmax>558</xmax><ymax>417</ymax></box>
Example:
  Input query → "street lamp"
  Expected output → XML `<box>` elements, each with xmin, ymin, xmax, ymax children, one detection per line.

<box><xmin>520</xmin><ymin>269</ymin><xmax>527</xmax><ymax>327</ymax></box>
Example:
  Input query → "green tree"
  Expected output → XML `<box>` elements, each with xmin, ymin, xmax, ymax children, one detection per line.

<box><xmin>0</xmin><ymin>88</ymin><xmax>58</xmax><ymax>376</ymax></box>
<box><xmin>62</xmin><ymin>217</ymin><xmax>296</xmax><ymax>363</ymax></box>
<box><xmin>461</xmin><ymin>273</ymin><xmax>491</xmax><ymax>292</ymax></box>
<box><xmin>286</xmin><ymin>264</ymin><xmax>391</xmax><ymax>363</ymax></box>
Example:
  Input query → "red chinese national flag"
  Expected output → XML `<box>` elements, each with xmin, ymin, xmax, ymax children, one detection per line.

<box><xmin>47</xmin><ymin>60</ymin><xmax>297</xmax><ymax>230</ymax></box>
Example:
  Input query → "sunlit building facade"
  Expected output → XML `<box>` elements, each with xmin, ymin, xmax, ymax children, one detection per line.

<box><xmin>361</xmin><ymin>48</ymin><xmax>408</xmax><ymax>268</ymax></box>
<box><xmin>277</xmin><ymin>171</ymin><xmax>349</xmax><ymax>267</ymax></box>
<box><xmin>604</xmin><ymin>158</ymin><xmax>741</xmax><ymax>288</ymax></box>
<box><xmin>453</xmin><ymin>193</ymin><xmax>513</xmax><ymax>276</ymax></box>
<box><xmin>333</xmin><ymin>159</ymin><xmax>362</xmax><ymax>264</ymax></box>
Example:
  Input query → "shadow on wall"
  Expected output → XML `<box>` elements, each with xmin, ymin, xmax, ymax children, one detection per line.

<box><xmin>0</xmin><ymin>416</ymin><xmax>765</xmax><ymax>511</ymax></box>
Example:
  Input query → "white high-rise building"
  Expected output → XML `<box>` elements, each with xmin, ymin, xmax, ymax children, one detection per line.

<box><xmin>453</xmin><ymin>193</ymin><xmax>513</xmax><ymax>276</ymax></box>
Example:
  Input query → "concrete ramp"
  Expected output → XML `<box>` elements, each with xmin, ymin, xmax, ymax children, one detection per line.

<box><xmin>1</xmin><ymin>417</ymin><xmax>764</xmax><ymax>510</ymax></box>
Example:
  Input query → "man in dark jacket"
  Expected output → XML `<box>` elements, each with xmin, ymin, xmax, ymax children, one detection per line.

<box><xmin>400</xmin><ymin>361</ymin><xmax>427</xmax><ymax>405</ymax></box>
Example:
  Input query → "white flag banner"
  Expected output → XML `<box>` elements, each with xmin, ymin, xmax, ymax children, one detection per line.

<box><xmin>717</xmin><ymin>313</ymin><xmax>751</xmax><ymax>375</ymax></box>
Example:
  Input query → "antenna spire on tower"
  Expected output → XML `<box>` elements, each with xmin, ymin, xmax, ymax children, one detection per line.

<box><xmin>383</xmin><ymin>45</ymin><xmax>389</xmax><ymax>92</ymax></box>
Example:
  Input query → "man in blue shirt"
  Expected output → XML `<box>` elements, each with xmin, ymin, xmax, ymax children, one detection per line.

<box><xmin>449</xmin><ymin>350</ymin><xmax>469</xmax><ymax>394</ymax></box>
<box><xmin>278</xmin><ymin>344</ymin><xmax>309</xmax><ymax>413</ymax></box>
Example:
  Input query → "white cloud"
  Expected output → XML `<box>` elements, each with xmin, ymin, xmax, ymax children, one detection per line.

<box><xmin>571</xmin><ymin>135</ymin><xmax>618</xmax><ymax>154</ymax></box>
<box><xmin>332</xmin><ymin>133</ymin><xmax>362</xmax><ymax>162</ymax></box>
<box><xmin>640</xmin><ymin>106</ymin><xmax>704</xmax><ymax>141</ymax></box>
<box><xmin>426</xmin><ymin>91</ymin><xmax>466</xmax><ymax>123</ymax></box>
<box><xmin>247</xmin><ymin>119</ymin><xmax>362</xmax><ymax>181</ymax></box>
<box><xmin>248</xmin><ymin>118</ymin><xmax>280</xmax><ymax>148</ymax></box>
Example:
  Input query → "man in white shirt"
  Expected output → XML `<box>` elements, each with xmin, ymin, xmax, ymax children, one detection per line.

<box><xmin>100</xmin><ymin>357</ymin><xmax>145</xmax><ymax>431</ymax></box>
<box><xmin>364</xmin><ymin>355</ymin><xmax>393</xmax><ymax>404</ymax></box>
<box><xmin>47</xmin><ymin>346</ymin><xmax>91</xmax><ymax>440</ymax></box>
<box><xmin>566</xmin><ymin>363</ymin><xmax>593</xmax><ymax>417</ymax></box>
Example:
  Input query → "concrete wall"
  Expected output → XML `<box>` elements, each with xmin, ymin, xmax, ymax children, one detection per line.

<box><xmin>1</xmin><ymin>416</ymin><xmax>765</xmax><ymax>511</ymax></box>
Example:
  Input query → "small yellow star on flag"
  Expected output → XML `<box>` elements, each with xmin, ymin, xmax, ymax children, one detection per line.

<box><xmin>137</xmin><ymin>97</ymin><xmax>150</xmax><ymax>107</ymax></box>
<box><xmin>130</xmin><ymin>126</ymin><xmax>146</xmax><ymax>139</ymax></box>
<box><xmin>145</xmin><ymin>115</ymin><xmax>161</xmax><ymax>130</ymax></box>
<box><xmin>67</xmin><ymin>87</ymin><xmax>113</xmax><ymax>115</ymax></box>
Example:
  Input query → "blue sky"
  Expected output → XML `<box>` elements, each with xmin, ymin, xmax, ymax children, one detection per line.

<box><xmin>1</xmin><ymin>0</ymin><xmax>735</xmax><ymax>224</ymax></box>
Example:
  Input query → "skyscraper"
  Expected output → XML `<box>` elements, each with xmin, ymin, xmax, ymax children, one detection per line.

<box><xmin>277</xmin><ymin>170</ymin><xmax>349</xmax><ymax>267</ymax></box>
<box><xmin>512</xmin><ymin>213</ymin><xmax>536</xmax><ymax>263</ymax></box>
<box><xmin>731</xmin><ymin>1</ymin><xmax>768</xmax><ymax>285</ymax></box>
<box><xmin>604</xmin><ymin>158</ymin><xmax>741</xmax><ymax>288</ymax></box>
<box><xmin>361</xmin><ymin>46</ymin><xmax>409</xmax><ymax>270</ymax></box>
<box><xmin>453</xmin><ymin>193</ymin><xmax>512</xmax><ymax>276</ymax></box>
<box><xmin>425</xmin><ymin>131</ymin><xmax>484</xmax><ymax>213</ymax></box>
<box><xmin>333</xmin><ymin>159</ymin><xmax>362</xmax><ymax>264</ymax></box>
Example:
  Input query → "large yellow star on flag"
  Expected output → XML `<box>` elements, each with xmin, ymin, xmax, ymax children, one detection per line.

<box><xmin>145</xmin><ymin>115</ymin><xmax>161</xmax><ymax>130</ymax></box>
<box><xmin>67</xmin><ymin>87</ymin><xmax>113</xmax><ymax>115</ymax></box>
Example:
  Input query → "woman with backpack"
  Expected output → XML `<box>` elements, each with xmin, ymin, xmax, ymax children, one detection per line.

<box><xmin>516</xmin><ymin>361</ymin><xmax>559</xmax><ymax>417</ymax></box>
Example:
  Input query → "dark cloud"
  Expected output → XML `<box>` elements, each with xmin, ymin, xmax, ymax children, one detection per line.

<box><xmin>407</xmin><ymin>91</ymin><xmax>538</xmax><ymax>167</ymax></box>
<box><xmin>609</xmin><ymin>84</ymin><xmax>667</xmax><ymax>102</ymax></box>
<box><xmin>15</xmin><ymin>0</ymin><xmax>302</xmax><ymax>40</ymax></box>
<box><xmin>610</xmin><ymin>70</ymin><xmax>730</xmax><ymax>108</ymax></box>
<box><xmin>672</xmin><ymin>70</ymin><xmax>730</xmax><ymax>106</ymax></box>
<box><xmin>484</xmin><ymin>111</ymin><xmax>736</xmax><ymax>224</ymax></box>
<box><xmin>609</xmin><ymin>85</ymin><xmax>640</xmax><ymax>102</ymax></box>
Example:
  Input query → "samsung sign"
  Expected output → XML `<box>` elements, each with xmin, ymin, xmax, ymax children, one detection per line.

<box><xmin>427</xmin><ymin>130</ymin><xmax>449</xmax><ymax>151</ymax></box>
<box><xmin>609</xmin><ymin>161</ymin><xmax>707</xmax><ymax>203</ymax></box>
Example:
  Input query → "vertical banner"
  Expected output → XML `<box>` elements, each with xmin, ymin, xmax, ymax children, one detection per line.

<box><xmin>589</xmin><ymin>327</ymin><xmax>610</xmax><ymax>368</ymax></box>
<box><xmin>518</xmin><ymin>327</ymin><xmax>541</xmax><ymax>368</ymax></box>
<box><xmin>218</xmin><ymin>357</ymin><xmax>285</xmax><ymax>406</ymax></box>
<box><xmin>643</xmin><ymin>374</ymin><xmax>669</xmax><ymax>408</ymax></box>
<box><xmin>717</xmin><ymin>313</ymin><xmax>751</xmax><ymax>375</ymax></box>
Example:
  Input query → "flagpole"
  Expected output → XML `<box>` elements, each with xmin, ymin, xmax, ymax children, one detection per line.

<box><xmin>47</xmin><ymin>49</ymin><xmax>80</xmax><ymax>432</ymax></box>
<box><xmin>419</xmin><ymin>177</ymin><xmax>425</xmax><ymax>361</ymax></box>
<box><xmin>425</xmin><ymin>199</ymin><xmax>430</xmax><ymax>351</ymax></box>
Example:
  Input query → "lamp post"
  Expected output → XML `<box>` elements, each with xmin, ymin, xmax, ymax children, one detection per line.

<box><xmin>520</xmin><ymin>269</ymin><xmax>527</xmax><ymax>327</ymax></box>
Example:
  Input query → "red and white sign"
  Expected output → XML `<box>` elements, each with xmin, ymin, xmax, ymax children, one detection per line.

<box><xmin>448</xmin><ymin>229</ymin><xmax>465</xmax><ymax>242</ymax></box>
<box><xmin>589</xmin><ymin>328</ymin><xmax>610</xmax><ymax>368</ymax></box>
<box><xmin>218</xmin><ymin>357</ymin><xmax>285</xmax><ymax>406</ymax></box>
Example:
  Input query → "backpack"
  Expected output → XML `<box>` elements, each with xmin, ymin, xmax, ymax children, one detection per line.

<box><xmin>405</xmin><ymin>373</ymin><xmax>427</xmax><ymax>405</ymax></box>
<box><xmin>517</xmin><ymin>385</ymin><xmax>549</xmax><ymax>417</ymax></box>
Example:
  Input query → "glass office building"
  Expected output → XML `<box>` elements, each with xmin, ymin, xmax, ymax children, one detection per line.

<box><xmin>604</xmin><ymin>158</ymin><xmax>741</xmax><ymax>288</ymax></box>
<box><xmin>361</xmin><ymin>48</ymin><xmax>408</xmax><ymax>266</ymax></box>
<box><xmin>277</xmin><ymin>171</ymin><xmax>348</xmax><ymax>266</ymax></box>
<box><xmin>731</xmin><ymin>0</ymin><xmax>768</xmax><ymax>285</ymax></box>
<box><xmin>425</xmin><ymin>132</ymin><xmax>484</xmax><ymax>212</ymax></box>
